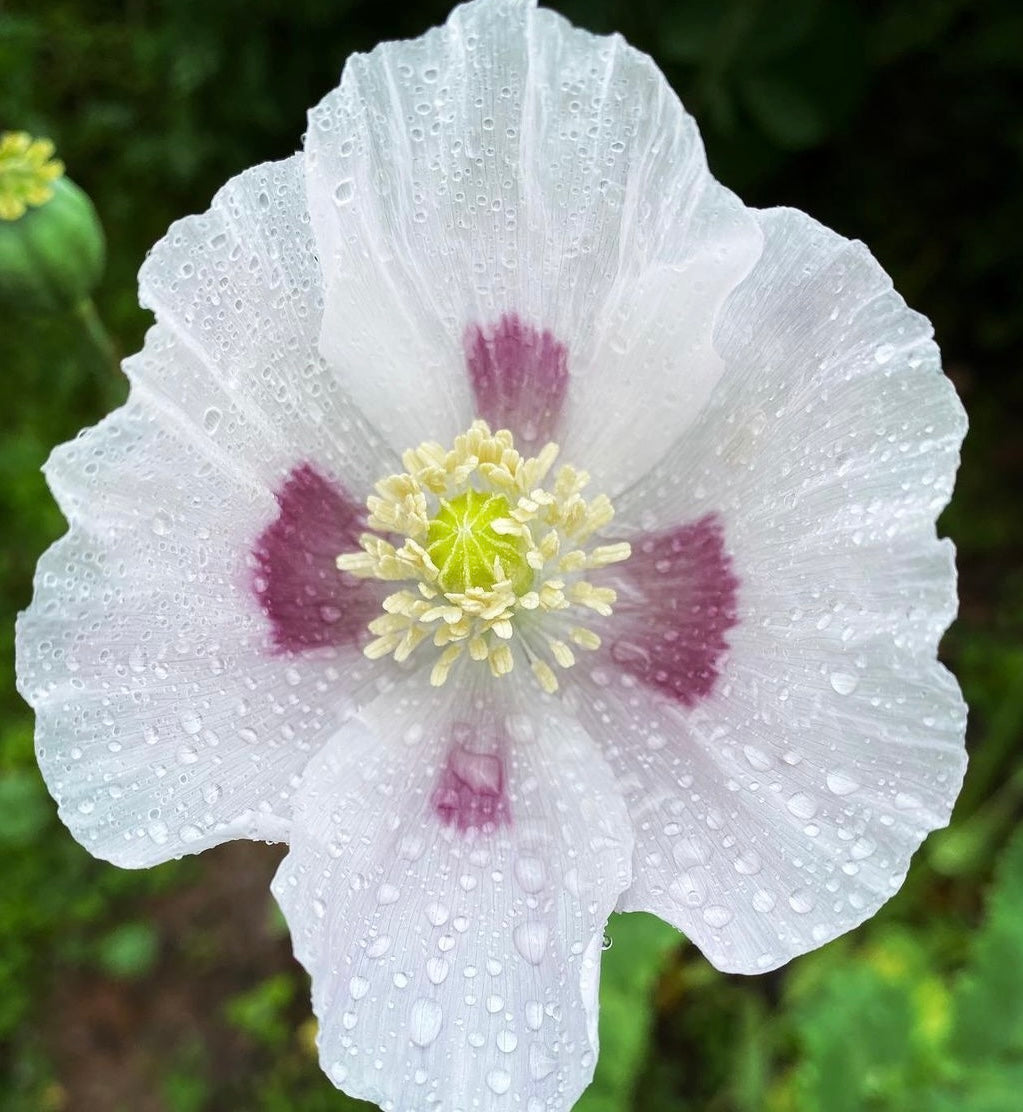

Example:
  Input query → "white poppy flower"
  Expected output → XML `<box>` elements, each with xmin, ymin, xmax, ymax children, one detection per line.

<box><xmin>16</xmin><ymin>0</ymin><xmax>967</xmax><ymax>1108</ymax></box>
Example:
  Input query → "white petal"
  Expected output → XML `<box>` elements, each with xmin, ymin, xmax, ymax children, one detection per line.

<box><xmin>272</xmin><ymin>671</ymin><xmax>632</xmax><ymax>1109</ymax></box>
<box><xmin>305</xmin><ymin>0</ymin><xmax>761</xmax><ymax>477</ymax></box>
<box><xmin>16</xmin><ymin>395</ymin><xmax>384</xmax><ymax>867</ymax></box>
<box><xmin>137</xmin><ymin>154</ymin><xmax>390</xmax><ymax>490</ymax></box>
<box><xmin>15</xmin><ymin>156</ymin><xmax>394</xmax><ymax>868</ymax></box>
<box><xmin>615</xmin><ymin>205</ymin><xmax>966</xmax><ymax>540</ymax></box>
<box><xmin>566</xmin><ymin>208</ymin><xmax>967</xmax><ymax>971</ymax></box>
<box><xmin>569</xmin><ymin>639</ymin><xmax>964</xmax><ymax>972</ymax></box>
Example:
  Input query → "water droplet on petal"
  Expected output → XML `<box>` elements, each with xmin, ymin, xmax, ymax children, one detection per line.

<box><xmin>487</xmin><ymin>1068</ymin><xmax>512</xmax><ymax>1095</ymax></box>
<box><xmin>513</xmin><ymin>921</ymin><xmax>548</xmax><ymax>965</ymax></box>
<box><xmin>333</xmin><ymin>179</ymin><xmax>355</xmax><ymax>206</ymax></box>
<box><xmin>702</xmin><ymin>905</ymin><xmax>733</xmax><ymax>928</ymax></box>
<box><xmin>409</xmin><ymin>998</ymin><xmax>443</xmax><ymax>1047</ymax></box>
<box><xmin>786</xmin><ymin>791</ymin><xmax>818</xmax><ymax>820</ymax></box>
<box><xmin>829</xmin><ymin>671</ymin><xmax>859</xmax><ymax>695</ymax></box>
<box><xmin>826</xmin><ymin>770</ymin><xmax>860</xmax><ymax>796</ymax></box>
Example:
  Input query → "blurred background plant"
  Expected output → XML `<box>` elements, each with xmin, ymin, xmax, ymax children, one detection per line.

<box><xmin>1</xmin><ymin>0</ymin><xmax>1021</xmax><ymax>1109</ymax></box>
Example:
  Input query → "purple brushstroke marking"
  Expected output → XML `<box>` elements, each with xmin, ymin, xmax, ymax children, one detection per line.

<box><xmin>432</xmin><ymin>741</ymin><xmax>511</xmax><ymax>833</ymax></box>
<box><xmin>252</xmin><ymin>463</ymin><xmax>378</xmax><ymax>653</ymax></box>
<box><xmin>607</xmin><ymin>514</ymin><xmax>739</xmax><ymax>707</ymax></box>
<box><xmin>465</xmin><ymin>313</ymin><xmax>569</xmax><ymax>446</ymax></box>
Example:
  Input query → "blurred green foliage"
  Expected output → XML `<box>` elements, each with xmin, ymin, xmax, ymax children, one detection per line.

<box><xmin>1</xmin><ymin>0</ymin><xmax>1021</xmax><ymax>1109</ymax></box>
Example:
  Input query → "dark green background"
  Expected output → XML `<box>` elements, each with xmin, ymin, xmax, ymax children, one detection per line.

<box><xmin>2</xmin><ymin>1</ymin><xmax>1022</xmax><ymax>1109</ymax></box>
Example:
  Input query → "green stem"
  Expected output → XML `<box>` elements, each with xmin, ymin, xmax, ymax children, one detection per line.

<box><xmin>73</xmin><ymin>296</ymin><xmax>119</xmax><ymax>375</ymax></box>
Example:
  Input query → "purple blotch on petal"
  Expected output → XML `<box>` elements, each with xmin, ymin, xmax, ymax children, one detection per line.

<box><xmin>465</xmin><ymin>313</ymin><xmax>568</xmax><ymax>446</ymax></box>
<box><xmin>604</xmin><ymin>514</ymin><xmax>739</xmax><ymax>707</ymax></box>
<box><xmin>432</xmin><ymin>739</ymin><xmax>511</xmax><ymax>833</ymax></box>
<box><xmin>252</xmin><ymin>463</ymin><xmax>378</xmax><ymax>653</ymax></box>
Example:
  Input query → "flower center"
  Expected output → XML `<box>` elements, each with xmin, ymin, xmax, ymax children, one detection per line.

<box><xmin>426</xmin><ymin>489</ymin><xmax>532</xmax><ymax>595</ymax></box>
<box><xmin>0</xmin><ymin>132</ymin><xmax>64</xmax><ymax>222</ymax></box>
<box><xmin>338</xmin><ymin>421</ymin><xmax>631</xmax><ymax>692</ymax></box>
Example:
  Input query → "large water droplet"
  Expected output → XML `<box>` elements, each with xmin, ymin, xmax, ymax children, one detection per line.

<box><xmin>513</xmin><ymin>921</ymin><xmax>548</xmax><ymax>965</ymax></box>
<box><xmin>409</xmin><ymin>998</ymin><xmax>443</xmax><ymax>1047</ymax></box>
<box><xmin>786</xmin><ymin>791</ymin><xmax>818</xmax><ymax>820</ymax></box>
<box><xmin>702</xmin><ymin>905</ymin><xmax>733</xmax><ymax>928</ymax></box>
<box><xmin>788</xmin><ymin>888</ymin><xmax>815</xmax><ymax>914</ymax></box>
<box><xmin>426</xmin><ymin>957</ymin><xmax>449</xmax><ymax>985</ymax></box>
<box><xmin>829</xmin><ymin>671</ymin><xmax>859</xmax><ymax>695</ymax></box>
<box><xmin>514</xmin><ymin>855</ymin><xmax>546</xmax><ymax>893</ymax></box>
<box><xmin>826</xmin><ymin>770</ymin><xmax>860</xmax><ymax>796</ymax></box>
<box><xmin>487</xmin><ymin>1068</ymin><xmax>512</xmax><ymax>1094</ymax></box>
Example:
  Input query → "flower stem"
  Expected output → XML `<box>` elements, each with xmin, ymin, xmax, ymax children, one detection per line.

<box><xmin>73</xmin><ymin>296</ymin><xmax>120</xmax><ymax>376</ymax></box>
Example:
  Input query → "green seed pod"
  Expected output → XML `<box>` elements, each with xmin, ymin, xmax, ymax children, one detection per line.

<box><xmin>0</xmin><ymin>132</ymin><xmax>105</xmax><ymax>315</ymax></box>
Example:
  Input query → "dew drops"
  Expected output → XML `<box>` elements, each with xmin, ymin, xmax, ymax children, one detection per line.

<box><xmin>702</xmin><ymin>905</ymin><xmax>733</xmax><ymax>928</ymax></box>
<box><xmin>513</xmin><ymin>921</ymin><xmax>548</xmax><ymax>965</ymax></box>
<box><xmin>786</xmin><ymin>791</ymin><xmax>818</xmax><ymax>820</ymax></box>
<box><xmin>514</xmin><ymin>855</ymin><xmax>546</xmax><ymax>893</ymax></box>
<box><xmin>743</xmin><ymin>745</ymin><xmax>772</xmax><ymax>771</ymax></box>
<box><xmin>333</xmin><ymin>178</ymin><xmax>355</xmax><ymax>206</ymax></box>
<box><xmin>425</xmin><ymin>900</ymin><xmax>449</xmax><ymax>926</ymax></box>
<box><xmin>486</xmin><ymin>1068</ymin><xmax>512</xmax><ymax>1095</ymax></box>
<box><xmin>497</xmin><ymin>1029</ymin><xmax>518</xmax><ymax>1053</ymax></box>
<box><xmin>349</xmin><ymin>975</ymin><xmax>369</xmax><ymax>1000</ymax></box>
<box><xmin>366</xmin><ymin>935</ymin><xmax>392</xmax><ymax>959</ymax></box>
<box><xmin>202</xmin><ymin>406</ymin><xmax>222</xmax><ymax>433</ymax></box>
<box><xmin>734</xmin><ymin>848</ymin><xmax>762</xmax><ymax>875</ymax></box>
<box><xmin>426</xmin><ymin>957</ymin><xmax>450</xmax><ymax>985</ymax></box>
<box><xmin>826</xmin><ymin>770</ymin><xmax>860</xmax><ymax>796</ymax></box>
<box><xmin>851</xmin><ymin>836</ymin><xmax>877</xmax><ymax>860</ymax></box>
<box><xmin>829</xmin><ymin>671</ymin><xmax>859</xmax><ymax>695</ymax></box>
<box><xmin>524</xmin><ymin>1000</ymin><xmax>544</xmax><ymax>1031</ymax></box>
<box><xmin>752</xmin><ymin>889</ymin><xmax>776</xmax><ymax>913</ymax></box>
<box><xmin>788</xmin><ymin>888</ymin><xmax>815</xmax><ymax>914</ymax></box>
<box><xmin>409</xmin><ymin>997</ymin><xmax>443</xmax><ymax>1047</ymax></box>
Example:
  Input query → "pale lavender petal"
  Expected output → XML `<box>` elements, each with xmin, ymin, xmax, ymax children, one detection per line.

<box><xmin>569</xmin><ymin>207</ymin><xmax>967</xmax><ymax>973</ymax></box>
<box><xmin>306</xmin><ymin>0</ymin><xmax>761</xmax><ymax>477</ymax></box>
<box><xmin>15</xmin><ymin>156</ymin><xmax>387</xmax><ymax>868</ymax></box>
<box><xmin>272</xmin><ymin>671</ymin><xmax>632</xmax><ymax>1111</ymax></box>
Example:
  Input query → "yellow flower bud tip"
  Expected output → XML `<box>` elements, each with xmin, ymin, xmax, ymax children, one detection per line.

<box><xmin>0</xmin><ymin>131</ymin><xmax>66</xmax><ymax>222</ymax></box>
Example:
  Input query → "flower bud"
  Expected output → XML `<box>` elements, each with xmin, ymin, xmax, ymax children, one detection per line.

<box><xmin>0</xmin><ymin>131</ymin><xmax>105</xmax><ymax>315</ymax></box>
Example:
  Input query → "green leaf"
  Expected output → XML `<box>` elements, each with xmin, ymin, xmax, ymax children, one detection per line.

<box><xmin>951</xmin><ymin>825</ymin><xmax>1023</xmax><ymax>1063</ymax></box>
<box><xmin>96</xmin><ymin>921</ymin><xmax>160</xmax><ymax>979</ymax></box>
<box><xmin>575</xmin><ymin>912</ymin><xmax>680</xmax><ymax>1112</ymax></box>
<box><xmin>0</xmin><ymin>769</ymin><xmax>50</xmax><ymax>846</ymax></box>
<box><xmin>225</xmin><ymin>972</ymin><xmax>297</xmax><ymax>1048</ymax></box>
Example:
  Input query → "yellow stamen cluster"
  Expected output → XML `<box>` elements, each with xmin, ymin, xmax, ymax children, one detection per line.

<box><xmin>338</xmin><ymin>421</ymin><xmax>631</xmax><ymax>692</ymax></box>
<box><xmin>0</xmin><ymin>132</ymin><xmax>64</xmax><ymax>221</ymax></box>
